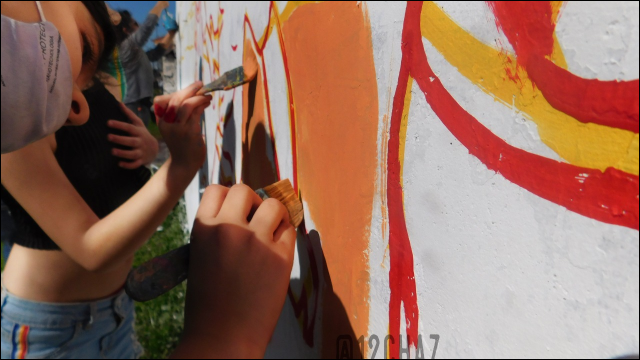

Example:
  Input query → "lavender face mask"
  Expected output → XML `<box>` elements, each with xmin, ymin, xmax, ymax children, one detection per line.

<box><xmin>1</xmin><ymin>2</ymin><xmax>72</xmax><ymax>153</ymax></box>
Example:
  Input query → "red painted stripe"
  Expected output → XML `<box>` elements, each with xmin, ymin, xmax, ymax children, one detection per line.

<box><xmin>489</xmin><ymin>1</ymin><xmax>639</xmax><ymax>133</ymax></box>
<box><xmin>386</xmin><ymin>4</ymin><xmax>423</xmax><ymax>357</ymax></box>
<box><xmin>528</xmin><ymin>56</ymin><xmax>639</xmax><ymax>133</ymax></box>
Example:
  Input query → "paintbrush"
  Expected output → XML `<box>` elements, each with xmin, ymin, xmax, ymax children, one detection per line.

<box><xmin>195</xmin><ymin>42</ymin><xmax>258</xmax><ymax>95</ymax></box>
<box><xmin>125</xmin><ymin>179</ymin><xmax>303</xmax><ymax>302</ymax></box>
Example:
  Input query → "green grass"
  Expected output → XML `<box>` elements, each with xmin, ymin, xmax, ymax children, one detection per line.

<box><xmin>133</xmin><ymin>199</ymin><xmax>189</xmax><ymax>359</ymax></box>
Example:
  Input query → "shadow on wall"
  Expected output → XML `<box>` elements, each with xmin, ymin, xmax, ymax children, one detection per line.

<box><xmin>239</xmin><ymin>22</ymin><xmax>364</xmax><ymax>355</ymax></box>
<box><xmin>311</xmin><ymin>229</ymin><xmax>364</xmax><ymax>360</ymax></box>
<box><xmin>219</xmin><ymin>101</ymin><xmax>237</xmax><ymax>187</ymax></box>
<box><xmin>241</xmin><ymin>64</ymin><xmax>278</xmax><ymax>191</ymax></box>
<box><xmin>286</xmin><ymin>228</ymin><xmax>363</xmax><ymax>359</ymax></box>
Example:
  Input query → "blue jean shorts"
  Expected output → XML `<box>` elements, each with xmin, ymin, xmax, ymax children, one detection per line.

<box><xmin>1</xmin><ymin>282</ymin><xmax>143</xmax><ymax>359</ymax></box>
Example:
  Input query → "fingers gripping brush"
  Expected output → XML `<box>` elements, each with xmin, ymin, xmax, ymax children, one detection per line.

<box><xmin>125</xmin><ymin>179</ymin><xmax>303</xmax><ymax>302</ymax></box>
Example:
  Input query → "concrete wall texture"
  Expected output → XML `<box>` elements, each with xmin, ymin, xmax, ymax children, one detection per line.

<box><xmin>176</xmin><ymin>2</ymin><xmax>639</xmax><ymax>358</ymax></box>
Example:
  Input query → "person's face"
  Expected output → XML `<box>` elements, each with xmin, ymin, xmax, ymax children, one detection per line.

<box><xmin>1</xmin><ymin>1</ymin><xmax>105</xmax><ymax>126</ymax></box>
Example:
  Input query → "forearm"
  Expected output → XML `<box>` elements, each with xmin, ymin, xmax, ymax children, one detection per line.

<box><xmin>131</xmin><ymin>13</ymin><xmax>159</xmax><ymax>47</ymax></box>
<box><xmin>82</xmin><ymin>158</ymin><xmax>194</xmax><ymax>272</ymax></box>
<box><xmin>149</xmin><ymin>3</ymin><xmax>165</xmax><ymax>17</ymax></box>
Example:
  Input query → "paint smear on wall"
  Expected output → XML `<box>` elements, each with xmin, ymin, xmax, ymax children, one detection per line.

<box><xmin>282</xmin><ymin>1</ymin><xmax>378</xmax><ymax>357</ymax></box>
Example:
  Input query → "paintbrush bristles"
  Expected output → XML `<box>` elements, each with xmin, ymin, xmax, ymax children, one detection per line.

<box><xmin>262</xmin><ymin>179</ymin><xmax>304</xmax><ymax>228</ymax></box>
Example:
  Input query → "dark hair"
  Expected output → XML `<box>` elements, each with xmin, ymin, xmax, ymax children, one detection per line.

<box><xmin>81</xmin><ymin>1</ymin><xmax>117</xmax><ymax>73</ymax></box>
<box><xmin>115</xmin><ymin>10</ymin><xmax>135</xmax><ymax>42</ymax></box>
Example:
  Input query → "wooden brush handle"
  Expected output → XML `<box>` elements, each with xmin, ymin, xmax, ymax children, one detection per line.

<box><xmin>125</xmin><ymin>243</ymin><xmax>190</xmax><ymax>302</ymax></box>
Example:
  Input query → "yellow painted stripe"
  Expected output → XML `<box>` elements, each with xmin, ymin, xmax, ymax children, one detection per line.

<box><xmin>399</xmin><ymin>76</ymin><xmax>414</xmax><ymax>186</ymax></box>
<box><xmin>549</xmin><ymin>2</ymin><xmax>568</xmax><ymax>68</ymax></box>
<box><xmin>420</xmin><ymin>1</ymin><xmax>639</xmax><ymax>176</ymax></box>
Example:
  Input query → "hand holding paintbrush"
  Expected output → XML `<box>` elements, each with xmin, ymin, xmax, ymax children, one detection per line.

<box><xmin>125</xmin><ymin>179</ymin><xmax>302</xmax><ymax>302</ymax></box>
<box><xmin>195</xmin><ymin>40</ymin><xmax>259</xmax><ymax>95</ymax></box>
<box><xmin>169</xmin><ymin>181</ymin><xmax>300</xmax><ymax>358</ymax></box>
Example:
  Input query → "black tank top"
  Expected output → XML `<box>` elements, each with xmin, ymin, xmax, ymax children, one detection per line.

<box><xmin>1</xmin><ymin>82</ymin><xmax>151</xmax><ymax>250</ymax></box>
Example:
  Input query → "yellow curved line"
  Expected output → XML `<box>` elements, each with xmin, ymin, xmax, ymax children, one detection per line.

<box><xmin>549</xmin><ymin>1</ymin><xmax>568</xmax><ymax>68</ymax></box>
<box><xmin>399</xmin><ymin>76</ymin><xmax>414</xmax><ymax>187</ymax></box>
<box><xmin>420</xmin><ymin>1</ymin><xmax>639</xmax><ymax>176</ymax></box>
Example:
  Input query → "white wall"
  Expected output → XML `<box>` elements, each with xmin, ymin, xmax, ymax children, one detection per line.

<box><xmin>177</xmin><ymin>2</ymin><xmax>639</xmax><ymax>358</ymax></box>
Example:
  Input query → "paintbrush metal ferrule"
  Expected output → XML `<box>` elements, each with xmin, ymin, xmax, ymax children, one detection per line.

<box><xmin>196</xmin><ymin>66</ymin><xmax>246</xmax><ymax>95</ymax></box>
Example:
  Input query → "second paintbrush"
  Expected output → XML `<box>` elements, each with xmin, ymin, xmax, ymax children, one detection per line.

<box><xmin>125</xmin><ymin>179</ymin><xmax>303</xmax><ymax>302</ymax></box>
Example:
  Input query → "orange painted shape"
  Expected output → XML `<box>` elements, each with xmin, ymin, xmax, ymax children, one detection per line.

<box><xmin>282</xmin><ymin>2</ymin><xmax>378</xmax><ymax>357</ymax></box>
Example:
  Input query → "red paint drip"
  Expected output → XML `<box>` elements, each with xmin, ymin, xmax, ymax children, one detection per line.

<box><xmin>489</xmin><ymin>1</ymin><xmax>640</xmax><ymax>133</ymax></box>
<box><xmin>231</xmin><ymin>44</ymin><xmax>238</xmax><ymax>51</ymax></box>
<box><xmin>386</xmin><ymin>4</ymin><xmax>423</xmax><ymax>358</ymax></box>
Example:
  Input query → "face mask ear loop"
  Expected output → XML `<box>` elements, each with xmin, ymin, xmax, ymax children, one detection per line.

<box><xmin>35</xmin><ymin>1</ymin><xmax>46</xmax><ymax>22</ymax></box>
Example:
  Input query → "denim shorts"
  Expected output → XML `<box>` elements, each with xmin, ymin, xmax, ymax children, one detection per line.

<box><xmin>1</xmin><ymin>281</ymin><xmax>143</xmax><ymax>359</ymax></box>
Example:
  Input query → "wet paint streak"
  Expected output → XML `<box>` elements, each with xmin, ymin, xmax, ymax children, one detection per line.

<box><xmin>489</xmin><ymin>1</ymin><xmax>640</xmax><ymax>133</ymax></box>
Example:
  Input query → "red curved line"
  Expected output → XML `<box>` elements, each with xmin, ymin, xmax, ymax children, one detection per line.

<box><xmin>410</xmin><ymin>4</ymin><xmax>639</xmax><ymax>230</ymax></box>
<box><xmin>489</xmin><ymin>1</ymin><xmax>639</xmax><ymax>133</ymax></box>
<box><xmin>528</xmin><ymin>56</ymin><xmax>639</xmax><ymax>133</ymax></box>
<box><xmin>386</xmin><ymin>4</ymin><xmax>422</xmax><ymax>358</ymax></box>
